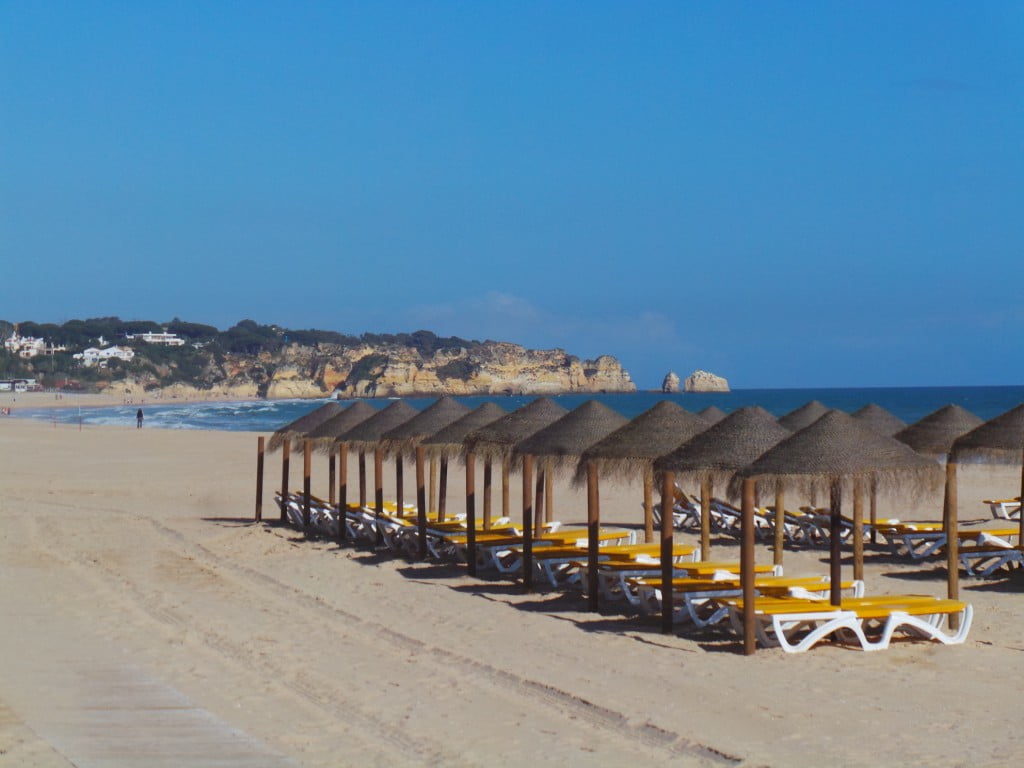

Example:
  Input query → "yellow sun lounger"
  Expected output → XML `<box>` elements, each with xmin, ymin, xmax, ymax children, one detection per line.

<box><xmin>583</xmin><ymin>560</ymin><xmax>782</xmax><ymax>605</ymax></box>
<box><xmin>875</xmin><ymin>523</ymin><xmax>1019</xmax><ymax>561</ymax></box>
<box><xmin>725</xmin><ymin>595</ymin><xmax>972</xmax><ymax>652</ymax></box>
<box><xmin>517</xmin><ymin>542</ymin><xmax>700</xmax><ymax>589</ymax></box>
<box><xmin>630</xmin><ymin>575</ymin><xmax>864</xmax><ymax>626</ymax></box>
<box><xmin>984</xmin><ymin>497</ymin><xmax>1021</xmax><ymax>520</ymax></box>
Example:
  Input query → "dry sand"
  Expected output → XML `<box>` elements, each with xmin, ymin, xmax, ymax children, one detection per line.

<box><xmin>1</xmin><ymin>418</ymin><xmax>1023</xmax><ymax>767</ymax></box>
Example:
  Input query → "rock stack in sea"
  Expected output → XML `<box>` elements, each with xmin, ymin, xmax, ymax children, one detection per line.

<box><xmin>684</xmin><ymin>370</ymin><xmax>730</xmax><ymax>392</ymax></box>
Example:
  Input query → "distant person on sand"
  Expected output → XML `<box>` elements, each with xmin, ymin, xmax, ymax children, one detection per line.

<box><xmin>136</xmin><ymin>408</ymin><xmax>144</xmax><ymax>429</ymax></box>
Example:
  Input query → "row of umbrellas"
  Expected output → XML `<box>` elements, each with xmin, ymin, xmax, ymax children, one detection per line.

<box><xmin>259</xmin><ymin>396</ymin><xmax>1024</xmax><ymax>654</ymax></box>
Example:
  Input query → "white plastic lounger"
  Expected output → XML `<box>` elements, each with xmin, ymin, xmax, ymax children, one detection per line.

<box><xmin>726</xmin><ymin>596</ymin><xmax>972</xmax><ymax>653</ymax></box>
<box><xmin>634</xmin><ymin>576</ymin><xmax>864</xmax><ymax>628</ymax></box>
<box><xmin>986</xmin><ymin>498</ymin><xmax>1021</xmax><ymax>520</ymax></box>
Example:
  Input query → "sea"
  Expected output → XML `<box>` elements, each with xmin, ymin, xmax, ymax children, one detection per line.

<box><xmin>13</xmin><ymin>386</ymin><xmax>1024</xmax><ymax>432</ymax></box>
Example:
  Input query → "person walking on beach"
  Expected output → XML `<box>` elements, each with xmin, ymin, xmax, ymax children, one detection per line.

<box><xmin>136</xmin><ymin>408</ymin><xmax>144</xmax><ymax>429</ymax></box>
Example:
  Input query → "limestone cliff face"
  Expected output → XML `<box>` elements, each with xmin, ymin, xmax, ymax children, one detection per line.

<box><xmin>683</xmin><ymin>370</ymin><xmax>730</xmax><ymax>393</ymax></box>
<box><xmin>327</xmin><ymin>342</ymin><xmax>636</xmax><ymax>397</ymax></box>
<box><xmin>662</xmin><ymin>371</ymin><xmax>680</xmax><ymax>393</ymax></box>
<box><xmin>93</xmin><ymin>338</ymin><xmax>635</xmax><ymax>399</ymax></box>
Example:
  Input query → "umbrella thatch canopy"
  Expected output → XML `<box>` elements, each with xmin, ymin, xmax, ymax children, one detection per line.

<box><xmin>852</xmin><ymin>403</ymin><xmax>906</xmax><ymax>437</ymax></box>
<box><xmin>655</xmin><ymin>406</ymin><xmax>790</xmax><ymax>490</ymax></box>
<box><xmin>895</xmin><ymin>404</ymin><xmax>984</xmax><ymax>458</ymax></box>
<box><xmin>337</xmin><ymin>400</ymin><xmax>420</xmax><ymax>451</ymax></box>
<box><xmin>513</xmin><ymin>401</ymin><xmax>628</xmax><ymax>472</ymax></box>
<box><xmin>945</xmin><ymin>403</ymin><xmax>1024</xmax><ymax>604</ymax></box>
<box><xmin>267</xmin><ymin>402</ymin><xmax>343</xmax><ymax>451</ymax></box>
<box><xmin>576</xmin><ymin>401</ymin><xmax>710</xmax><ymax>483</ymax></box>
<box><xmin>420</xmin><ymin>402</ymin><xmax>508</xmax><ymax>459</ymax></box>
<box><xmin>305</xmin><ymin>401</ymin><xmax>377</xmax><ymax>451</ymax></box>
<box><xmin>464</xmin><ymin>398</ymin><xmax>568</xmax><ymax>460</ymax></box>
<box><xmin>949</xmin><ymin>403</ymin><xmax>1024</xmax><ymax>465</ymax></box>
<box><xmin>733</xmin><ymin>409</ymin><xmax>942</xmax><ymax>652</ymax></box>
<box><xmin>738</xmin><ymin>409</ymin><xmax>941</xmax><ymax>498</ymax></box>
<box><xmin>698</xmin><ymin>405</ymin><xmax>728</xmax><ymax>425</ymax></box>
<box><xmin>378</xmin><ymin>396</ymin><xmax>471</xmax><ymax>456</ymax></box>
<box><xmin>777</xmin><ymin>400</ymin><xmax>832</xmax><ymax>432</ymax></box>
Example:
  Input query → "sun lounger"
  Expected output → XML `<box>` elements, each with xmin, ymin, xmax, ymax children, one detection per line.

<box><xmin>706</xmin><ymin>499</ymin><xmax>774</xmax><ymax>540</ymax></box>
<box><xmin>876</xmin><ymin>523</ymin><xmax>1019</xmax><ymax>561</ymax></box>
<box><xmin>487</xmin><ymin>528</ymin><xmax>637</xmax><ymax>575</ymax></box>
<box><xmin>520</xmin><ymin>542</ymin><xmax>700</xmax><ymax>589</ymax></box>
<box><xmin>583</xmin><ymin>560</ymin><xmax>782</xmax><ymax>606</ymax></box>
<box><xmin>985</xmin><ymin>497</ymin><xmax>1021</xmax><ymax>520</ymax></box>
<box><xmin>632</xmin><ymin>576</ymin><xmax>864</xmax><ymax>627</ymax></box>
<box><xmin>959</xmin><ymin>543</ymin><xmax>1024</xmax><ymax>577</ymax></box>
<box><xmin>726</xmin><ymin>595</ymin><xmax>972</xmax><ymax>652</ymax></box>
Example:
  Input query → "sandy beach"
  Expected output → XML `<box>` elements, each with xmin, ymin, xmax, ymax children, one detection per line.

<box><xmin>2</xmin><ymin>417</ymin><xmax>1023</xmax><ymax>767</ymax></box>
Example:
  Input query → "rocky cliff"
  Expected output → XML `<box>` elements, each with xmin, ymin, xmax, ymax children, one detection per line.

<box><xmin>103</xmin><ymin>339</ymin><xmax>636</xmax><ymax>399</ymax></box>
<box><xmin>683</xmin><ymin>370</ymin><xmax>730</xmax><ymax>393</ymax></box>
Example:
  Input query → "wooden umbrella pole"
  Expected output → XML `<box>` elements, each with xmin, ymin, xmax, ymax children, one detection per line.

<box><xmin>522</xmin><ymin>455</ymin><xmax>535</xmax><ymax>593</ymax></box>
<box><xmin>586</xmin><ymin>463</ymin><xmax>600</xmax><ymax>612</ymax></box>
<box><xmin>255</xmin><ymin>436</ymin><xmax>264</xmax><ymax>522</ymax></box>
<box><xmin>429</xmin><ymin>455</ymin><xmax>438</xmax><ymax>514</ymax></box>
<box><xmin>869</xmin><ymin>478</ymin><xmax>878</xmax><ymax>545</ymax></box>
<box><xmin>327</xmin><ymin>448</ymin><xmax>336</xmax><ymax>507</ymax></box>
<box><xmin>338</xmin><ymin>444</ymin><xmax>348</xmax><ymax>545</ymax></box>
<box><xmin>946</xmin><ymin>460</ymin><xmax>960</xmax><ymax>626</ymax></box>
<box><xmin>374</xmin><ymin>448</ymin><xmax>384</xmax><ymax>546</ymax></box>
<box><xmin>852</xmin><ymin>478</ymin><xmax>864</xmax><ymax>582</ymax></box>
<box><xmin>416</xmin><ymin>446</ymin><xmax>427</xmax><ymax>560</ymax></box>
<box><xmin>700</xmin><ymin>477</ymin><xmax>712</xmax><ymax>562</ymax></box>
<box><xmin>660</xmin><ymin>471</ymin><xmax>675</xmax><ymax>636</ymax></box>
<box><xmin>741</xmin><ymin>477</ymin><xmax>757</xmax><ymax>656</ymax></box>
<box><xmin>395</xmin><ymin>454</ymin><xmax>404</xmax><ymax>517</ymax></box>
<box><xmin>279</xmin><ymin>441</ymin><xmax>290</xmax><ymax>522</ymax></box>
<box><xmin>772</xmin><ymin>482</ymin><xmax>784</xmax><ymax>566</ymax></box>
<box><xmin>466</xmin><ymin>452</ymin><xmax>477</xmax><ymax>578</ymax></box>
<box><xmin>643</xmin><ymin>466</ymin><xmax>654</xmax><ymax>544</ymax></box>
<box><xmin>829</xmin><ymin>483</ymin><xmax>843</xmax><ymax>607</ymax></box>
<box><xmin>438</xmin><ymin>457</ymin><xmax>449</xmax><ymax>522</ymax></box>
<box><xmin>501</xmin><ymin>458</ymin><xmax>510</xmax><ymax>521</ymax></box>
<box><xmin>534</xmin><ymin>465</ymin><xmax>545</xmax><ymax>537</ymax></box>
<box><xmin>544</xmin><ymin>460</ymin><xmax>554</xmax><ymax>524</ymax></box>
<box><xmin>358</xmin><ymin>451</ymin><xmax>367</xmax><ymax>507</ymax></box>
<box><xmin>483</xmin><ymin>458</ymin><xmax>493</xmax><ymax>531</ymax></box>
<box><xmin>302</xmin><ymin>439</ymin><xmax>312</xmax><ymax>528</ymax></box>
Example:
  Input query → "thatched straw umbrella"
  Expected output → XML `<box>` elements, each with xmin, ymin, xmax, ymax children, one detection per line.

<box><xmin>852</xmin><ymin>403</ymin><xmax>907</xmax><ymax>437</ymax></box>
<box><xmin>421</xmin><ymin>402</ymin><xmax>508</xmax><ymax>575</ymax></box>
<box><xmin>379</xmin><ymin>397</ymin><xmax>471</xmax><ymax>558</ymax></box>
<box><xmin>265</xmin><ymin>402</ymin><xmax>344</xmax><ymax>523</ymax></box>
<box><xmin>574</xmin><ymin>401</ymin><xmax>709</xmax><ymax>614</ymax></box>
<box><xmin>947</xmin><ymin>403</ymin><xmax>1024</xmax><ymax>607</ymax></box>
<box><xmin>299</xmin><ymin>402</ymin><xmax>377</xmax><ymax>542</ymax></box>
<box><xmin>698</xmin><ymin>405</ymin><xmax>728</xmax><ymax>425</ymax></box>
<box><xmin>735</xmin><ymin>410</ymin><xmax>941</xmax><ymax>654</ymax></box>
<box><xmin>896</xmin><ymin>405</ymin><xmax>983</xmax><ymax>458</ymax></box>
<box><xmin>336</xmin><ymin>400</ymin><xmax>419</xmax><ymax>544</ymax></box>
<box><xmin>513</xmin><ymin>401</ymin><xmax>628</xmax><ymax>596</ymax></box>
<box><xmin>852</xmin><ymin>403</ymin><xmax>908</xmax><ymax>542</ymax></box>
<box><xmin>778</xmin><ymin>400</ymin><xmax>832</xmax><ymax>432</ymax></box>
<box><xmin>578</xmin><ymin>402</ymin><xmax>709</xmax><ymax>544</ymax></box>
<box><xmin>892</xmin><ymin>405</ymin><xmax>983</xmax><ymax>565</ymax></box>
<box><xmin>267</xmin><ymin>402</ymin><xmax>343</xmax><ymax>452</ymax></box>
<box><xmin>656</xmin><ymin>406</ymin><xmax>791</xmax><ymax>563</ymax></box>
<box><xmin>464</xmin><ymin>398</ymin><xmax>569</xmax><ymax>590</ymax></box>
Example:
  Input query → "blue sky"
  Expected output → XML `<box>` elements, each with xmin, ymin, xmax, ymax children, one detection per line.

<box><xmin>2</xmin><ymin>2</ymin><xmax>1022</xmax><ymax>389</ymax></box>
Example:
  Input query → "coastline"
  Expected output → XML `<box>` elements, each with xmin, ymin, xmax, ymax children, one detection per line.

<box><xmin>1</xmin><ymin>417</ymin><xmax>1023</xmax><ymax>765</ymax></box>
